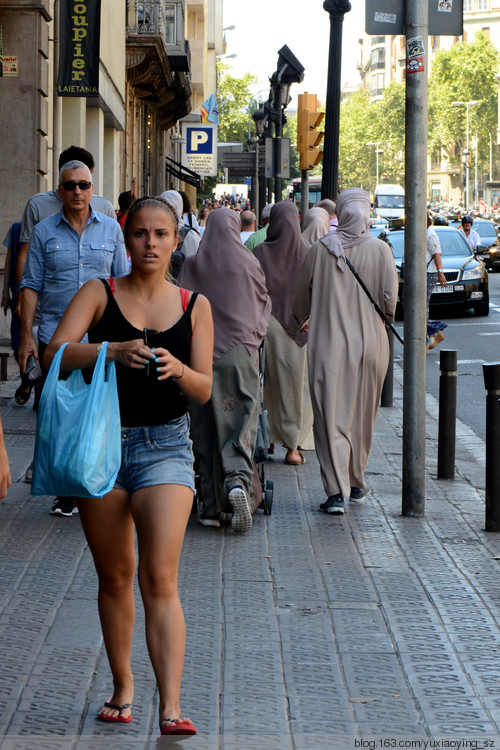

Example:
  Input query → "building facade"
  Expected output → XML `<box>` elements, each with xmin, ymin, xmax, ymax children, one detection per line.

<box><xmin>358</xmin><ymin>2</ymin><xmax>500</xmax><ymax>203</ymax></box>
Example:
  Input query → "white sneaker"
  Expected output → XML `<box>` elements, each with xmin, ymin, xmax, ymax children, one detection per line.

<box><xmin>198</xmin><ymin>516</ymin><xmax>221</xmax><ymax>527</ymax></box>
<box><xmin>228</xmin><ymin>487</ymin><xmax>252</xmax><ymax>534</ymax></box>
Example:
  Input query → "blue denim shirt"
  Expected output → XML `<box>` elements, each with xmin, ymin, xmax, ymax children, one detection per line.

<box><xmin>21</xmin><ymin>207</ymin><xmax>129</xmax><ymax>344</ymax></box>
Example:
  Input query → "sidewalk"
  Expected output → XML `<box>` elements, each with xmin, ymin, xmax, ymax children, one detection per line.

<box><xmin>1</xmin><ymin>356</ymin><xmax>500</xmax><ymax>749</ymax></box>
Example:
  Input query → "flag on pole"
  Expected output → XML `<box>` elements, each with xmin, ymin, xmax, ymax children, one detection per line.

<box><xmin>201</xmin><ymin>92</ymin><xmax>219</xmax><ymax>125</ymax></box>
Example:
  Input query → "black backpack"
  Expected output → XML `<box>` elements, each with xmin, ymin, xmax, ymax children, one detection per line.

<box><xmin>170</xmin><ymin>225</ymin><xmax>198</xmax><ymax>281</ymax></box>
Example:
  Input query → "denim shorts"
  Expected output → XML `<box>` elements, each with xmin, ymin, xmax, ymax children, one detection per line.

<box><xmin>114</xmin><ymin>414</ymin><xmax>195</xmax><ymax>494</ymax></box>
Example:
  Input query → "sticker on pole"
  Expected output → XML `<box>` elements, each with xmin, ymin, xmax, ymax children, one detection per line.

<box><xmin>406</xmin><ymin>57</ymin><xmax>425</xmax><ymax>75</ymax></box>
<box><xmin>407</xmin><ymin>37</ymin><xmax>425</xmax><ymax>59</ymax></box>
<box><xmin>438</xmin><ymin>0</ymin><xmax>453</xmax><ymax>11</ymax></box>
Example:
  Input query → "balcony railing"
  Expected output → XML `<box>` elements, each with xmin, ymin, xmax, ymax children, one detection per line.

<box><xmin>127</xmin><ymin>1</ymin><xmax>179</xmax><ymax>46</ymax></box>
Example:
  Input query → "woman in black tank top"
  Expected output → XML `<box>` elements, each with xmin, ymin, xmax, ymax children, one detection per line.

<box><xmin>44</xmin><ymin>197</ymin><xmax>213</xmax><ymax>738</ymax></box>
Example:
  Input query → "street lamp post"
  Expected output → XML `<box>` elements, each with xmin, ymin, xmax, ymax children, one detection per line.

<box><xmin>322</xmin><ymin>0</ymin><xmax>351</xmax><ymax>200</ymax></box>
<box><xmin>452</xmin><ymin>100</ymin><xmax>479</xmax><ymax>209</ymax></box>
<box><xmin>367</xmin><ymin>141</ymin><xmax>383</xmax><ymax>189</ymax></box>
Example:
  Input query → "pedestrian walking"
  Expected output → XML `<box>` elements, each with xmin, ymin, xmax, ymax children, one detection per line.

<box><xmin>179</xmin><ymin>208</ymin><xmax>271</xmax><ymax>531</ymax></box>
<box><xmin>302</xmin><ymin>207</ymin><xmax>330</xmax><ymax>249</ymax></box>
<box><xmin>291</xmin><ymin>188</ymin><xmax>398</xmax><ymax>515</ymax></box>
<box><xmin>44</xmin><ymin>195</ymin><xmax>213</xmax><ymax>738</ymax></box>
<box><xmin>255</xmin><ymin>201</ymin><xmax>314</xmax><ymax>465</ymax></box>
<box><xmin>427</xmin><ymin>212</ymin><xmax>448</xmax><ymax>351</ymax></box>
<box><xmin>19</xmin><ymin>159</ymin><xmax>128</xmax><ymax>516</ymax></box>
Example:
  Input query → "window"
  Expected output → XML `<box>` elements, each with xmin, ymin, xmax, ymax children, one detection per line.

<box><xmin>164</xmin><ymin>3</ymin><xmax>176</xmax><ymax>44</ymax></box>
<box><xmin>463</xmin><ymin>0</ymin><xmax>472</xmax><ymax>10</ymax></box>
<box><xmin>477</xmin><ymin>0</ymin><xmax>489</xmax><ymax>9</ymax></box>
<box><xmin>482</xmin><ymin>26</ymin><xmax>490</xmax><ymax>39</ymax></box>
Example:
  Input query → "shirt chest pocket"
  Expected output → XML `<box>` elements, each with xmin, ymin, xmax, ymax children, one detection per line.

<box><xmin>45</xmin><ymin>239</ymin><xmax>76</xmax><ymax>272</ymax></box>
<box><xmin>86</xmin><ymin>241</ymin><xmax>116</xmax><ymax>274</ymax></box>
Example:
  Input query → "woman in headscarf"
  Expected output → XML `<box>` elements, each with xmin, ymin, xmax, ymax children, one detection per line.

<box><xmin>302</xmin><ymin>206</ymin><xmax>331</xmax><ymax>250</ymax></box>
<box><xmin>291</xmin><ymin>188</ymin><xmax>398</xmax><ymax>515</ymax></box>
<box><xmin>161</xmin><ymin>190</ymin><xmax>200</xmax><ymax>259</ymax></box>
<box><xmin>179</xmin><ymin>209</ymin><xmax>271</xmax><ymax>532</ymax></box>
<box><xmin>254</xmin><ymin>201</ymin><xmax>314</xmax><ymax>466</ymax></box>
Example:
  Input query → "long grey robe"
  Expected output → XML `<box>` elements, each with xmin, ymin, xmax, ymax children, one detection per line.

<box><xmin>291</xmin><ymin>191</ymin><xmax>398</xmax><ymax>499</ymax></box>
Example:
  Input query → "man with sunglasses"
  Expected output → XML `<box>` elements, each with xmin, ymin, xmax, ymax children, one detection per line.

<box><xmin>19</xmin><ymin>160</ymin><xmax>128</xmax><ymax>516</ymax></box>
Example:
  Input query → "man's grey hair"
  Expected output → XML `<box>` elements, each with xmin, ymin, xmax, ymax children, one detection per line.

<box><xmin>261</xmin><ymin>203</ymin><xmax>274</xmax><ymax>220</ymax></box>
<box><xmin>59</xmin><ymin>160</ymin><xmax>92</xmax><ymax>184</ymax></box>
<box><xmin>241</xmin><ymin>210</ymin><xmax>256</xmax><ymax>229</ymax></box>
<box><xmin>317</xmin><ymin>199</ymin><xmax>336</xmax><ymax>217</ymax></box>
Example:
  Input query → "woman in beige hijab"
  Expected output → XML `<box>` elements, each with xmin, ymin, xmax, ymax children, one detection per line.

<box><xmin>255</xmin><ymin>201</ymin><xmax>314</xmax><ymax>465</ymax></box>
<box><xmin>291</xmin><ymin>188</ymin><xmax>398</xmax><ymax>515</ymax></box>
<box><xmin>302</xmin><ymin>206</ymin><xmax>330</xmax><ymax>249</ymax></box>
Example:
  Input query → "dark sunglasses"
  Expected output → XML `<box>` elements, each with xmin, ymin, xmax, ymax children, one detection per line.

<box><xmin>61</xmin><ymin>180</ymin><xmax>92</xmax><ymax>191</ymax></box>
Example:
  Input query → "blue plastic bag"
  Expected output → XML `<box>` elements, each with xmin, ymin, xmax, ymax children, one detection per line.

<box><xmin>31</xmin><ymin>342</ymin><xmax>121</xmax><ymax>499</ymax></box>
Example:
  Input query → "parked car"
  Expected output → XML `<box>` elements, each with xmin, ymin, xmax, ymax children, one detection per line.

<box><xmin>472</xmin><ymin>218</ymin><xmax>500</xmax><ymax>271</ymax></box>
<box><xmin>378</xmin><ymin>225</ymin><xmax>489</xmax><ymax>317</ymax></box>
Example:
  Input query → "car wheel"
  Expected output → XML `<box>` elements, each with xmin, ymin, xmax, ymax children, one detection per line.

<box><xmin>474</xmin><ymin>297</ymin><xmax>489</xmax><ymax>316</ymax></box>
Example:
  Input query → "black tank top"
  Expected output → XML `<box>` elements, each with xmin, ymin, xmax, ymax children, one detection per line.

<box><xmin>89</xmin><ymin>279</ymin><xmax>197</xmax><ymax>427</ymax></box>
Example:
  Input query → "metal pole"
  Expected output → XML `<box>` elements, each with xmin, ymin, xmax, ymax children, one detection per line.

<box><xmin>300</xmin><ymin>170</ymin><xmax>309</xmax><ymax>230</ymax></box>
<box><xmin>437</xmin><ymin>349</ymin><xmax>457</xmax><ymax>480</ymax></box>
<box><xmin>376</xmin><ymin>145</ymin><xmax>379</xmax><ymax>187</ymax></box>
<box><xmin>490</xmin><ymin>132</ymin><xmax>493</xmax><ymax>182</ymax></box>
<box><xmin>321</xmin><ymin>0</ymin><xmax>351</xmax><ymax>200</ymax></box>
<box><xmin>381</xmin><ymin>323</ymin><xmax>394</xmax><ymax>408</ymax></box>
<box><xmin>254</xmin><ymin>141</ymin><xmax>260</xmax><ymax>221</ymax></box>
<box><xmin>274</xmin><ymin>66</ymin><xmax>286</xmax><ymax>203</ymax></box>
<box><xmin>402</xmin><ymin>0</ymin><xmax>428</xmax><ymax>517</ymax></box>
<box><xmin>475</xmin><ymin>132</ymin><xmax>478</xmax><ymax>204</ymax></box>
<box><xmin>483</xmin><ymin>362</ymin><xmax>500</xmax><ymax>531</ymax></box>
<box><xmin>466</xmin><ymin>104</ymin><xmax>470</xmax><ymax>210</ymax></box>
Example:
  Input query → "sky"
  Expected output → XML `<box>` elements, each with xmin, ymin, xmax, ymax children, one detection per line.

<box><xmin>221</xmin><ymin>0</ymin><xmax>364</xmax><ymax>108</ymax></box>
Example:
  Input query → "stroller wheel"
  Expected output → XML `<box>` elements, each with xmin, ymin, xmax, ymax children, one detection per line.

<box><xmin>262</xmin><ymin>480</ymin><xmax>274</xmax><ymax>515</ymax></box>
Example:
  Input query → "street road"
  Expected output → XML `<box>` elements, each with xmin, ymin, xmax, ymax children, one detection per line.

<box><xmin>394</xmin><ymin>272</ymin><xmax>500</xmax><ymax>441</ymax></box>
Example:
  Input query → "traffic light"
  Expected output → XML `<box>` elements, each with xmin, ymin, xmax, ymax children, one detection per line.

<box><xmin>297</xmin><ymin>93</ymin><xmax>324</xmax><ymax>171</ymax></box>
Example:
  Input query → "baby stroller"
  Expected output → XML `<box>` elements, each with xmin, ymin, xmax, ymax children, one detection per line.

<box><xmin>254</xmin><ymin>341</ymin><xmax>273</xmax><ymax>515</ymax></box>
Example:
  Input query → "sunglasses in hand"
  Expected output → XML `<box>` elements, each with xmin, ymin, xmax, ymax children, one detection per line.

<box><xmin>61</xmin><ymin>180</ymin><xmax>92</xmax><ymax>191</ymax></box>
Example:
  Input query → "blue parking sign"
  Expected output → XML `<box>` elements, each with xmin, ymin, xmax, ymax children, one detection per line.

<box><xmin>181</xmin><ymin>122</ymin><xmax>217</xmax><ymax>177</ymax></box>
<box><xmin>186</xmin><ymin>127</ymin><xmax>213</xmax><ymax>155</ymax></box>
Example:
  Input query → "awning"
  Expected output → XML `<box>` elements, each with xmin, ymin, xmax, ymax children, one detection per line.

<box><xmin>165</xmin><ymin>156</ymin><xmax>201</xmax><ymax>188</ymax></box>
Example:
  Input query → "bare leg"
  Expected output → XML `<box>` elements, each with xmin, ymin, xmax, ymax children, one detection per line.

<box><xmin>130</xmin><ymin>484</ymin><xmax>193</xmax><ymax>727</ymax></box>
<box><xmin>77</xmin><ymin>490</ymin><xmax>136</xmax><ymax>719</ymax></box>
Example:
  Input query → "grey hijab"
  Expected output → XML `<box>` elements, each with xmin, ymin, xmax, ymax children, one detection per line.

<box><xmin>179</xmin><ymin>208</ymin><xmax>271</xmax><ymax>362</ymax></box>
<box><xmin>320</xmin><ymin>188</ymin><xmax>372</xmax><ymax>271</ymax></box>
<box><xmin>302</xmin><ymin>207</ymin><xmax>330</xmax><ymax>249</ymax></box>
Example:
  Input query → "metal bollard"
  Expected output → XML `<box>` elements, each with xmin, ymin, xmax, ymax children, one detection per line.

<box><xmin>483</xmin><ymin>362</ymin><xmax>500</xmax><ymax>532</ymax></box>
<box><xmin>381</xmin><ymin>323</ymin><xmax>395</xmax><ymax>408</ymax></box>
<box><xmin>437</xmin><ymin>350</ymin><xmax>457</xmax><ymax>480</ymax></box>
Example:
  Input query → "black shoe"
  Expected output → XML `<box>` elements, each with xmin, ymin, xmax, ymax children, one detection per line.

<box><xmin>319</xmin><ymin>494</ymin><xmax>345</xmax><ymax>515</ymax></box>
<box><xmin>349</xmin><ymin>486</ymin><xmax>371</xmax><ymax>504</ymax></box>
<box><xmin>50</xmin><ymin>497</ymin><xmax>76</xmax><ymax>517</ymax></box>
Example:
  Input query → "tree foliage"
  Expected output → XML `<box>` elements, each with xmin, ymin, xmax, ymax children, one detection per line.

<box><xmin>428</xmin><ymin>33</ymin><xmax>499</xmax><ymax>172</ymax></box>
<box><xmin>217</xmin><ymin>62</ymin><xmax>258</xmax><ymax>145</ymax></box>
<box><xmin>338</xmin><ymin>84</ymin><xmax>405</xmax><ymax>193</ymax></box>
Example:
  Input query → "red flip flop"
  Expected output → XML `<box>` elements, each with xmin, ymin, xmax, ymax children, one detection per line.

<box><xmin>160</xmin><ymin>718</ymin><xmax>197</xmax><ymax>736</ymax></box>
<box><xmin>97</xmin><ymin>700</ymin><xmax>132</xmax><ymax>723</ymax></box>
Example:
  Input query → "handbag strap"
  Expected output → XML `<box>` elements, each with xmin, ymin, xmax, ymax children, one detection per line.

<box><xmin>179</xmin><ymin>287</ymin><xmax>189</xmax><ymax>311</ymax></box>
<box><xmin>345</xmin><ymin>257</ymin><xmax>404</xmax><ymax>345</ymax></box>
<box><xmin>108</xmin><ymin>277</ymin><xmax>115</xmax><ymax>294</ymax></box>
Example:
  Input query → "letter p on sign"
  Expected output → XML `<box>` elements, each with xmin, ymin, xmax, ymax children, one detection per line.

<box><xmin>187</xmin><ymin>126</ymin><xmax>213</xmax><ymax>154</ymax></box>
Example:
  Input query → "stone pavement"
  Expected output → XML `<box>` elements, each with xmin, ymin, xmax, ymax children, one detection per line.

<box><xmin>1</xmin><ymin>355</ymin><xmax>500</xmax><ymax>750</ymax></box>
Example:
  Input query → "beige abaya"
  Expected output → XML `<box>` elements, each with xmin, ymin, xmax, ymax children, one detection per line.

<box><xmin>291</xmin><ymin>188</ymin><xmax>398</xmax><ymax>499</ymax></box>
